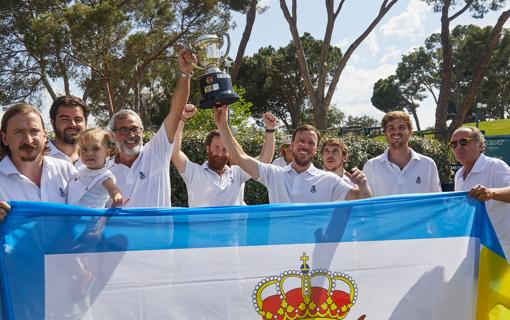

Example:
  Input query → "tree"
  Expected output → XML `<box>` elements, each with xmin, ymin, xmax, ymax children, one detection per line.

<box><xmin>222</xmin><ymin>0</ymin><xmax>268</xmax><ymax>83</ymax></box>
<box><xmin>0</xmin><ymin>0</ymin><xmax>230</xmax><ymax>127</ymax></box>
<box><xmin>279</xmin><ymin>0</ymin><xmax>399</xmax><ymax>130</ymax></box>
<box><xmin>237</xmin><ymin>33</ymin><xmax>342</xmax><ymax>130</ymax></box>
<box><xmin>346</xmin><ymin>115</ymin><xmax>379</xmax><ymax>128</ymax></box>
<box><xmin>0</xmin><ymin>0</ymin><xmax>72</xmax><ymax>105</ymax></box>
<box><xmin>422</xmin><ymin>0</ymin><xmax>509</xmax><ymax>140</ymax></box>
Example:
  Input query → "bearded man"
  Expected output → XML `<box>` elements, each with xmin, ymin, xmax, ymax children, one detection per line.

<box><xmin>213</xmin><ymin>106</ymin><xmax>371</xmax><ymax>204</ymax></box>
<box><xmin>0</xmin><ymin>103</ymin><xmax>77</xmax><ymax>215</ymax></box>
<box><xmin>171</xmin><ymin>104</ymin><xmax>276</xmax><ymax>207</ymax></box>
<box><xmin>106</xmin><ymin>48</ymin><xmax>195</xmax><ymax>207</ymax></box>
<box><xmin>48</xmin><ymin>96</ymin><xmax>89</xmax><ymax>167</ymax></box>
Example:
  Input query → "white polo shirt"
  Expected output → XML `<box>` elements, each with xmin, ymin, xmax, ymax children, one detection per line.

<box><xmin>47</xmin><ymin>140</ymin><xmax>84</xmax><ymax>169</ymax></box>
<box><xmin>107</xmin><ymin>126</ymin><xmax>173</xmax><ymax>207</ymax></box>
<box><xmin>258</xmin><ymin>162</ymin><xmax>353</xmax><ymax>204</ymax></box>
<box><xmin>454</xmin><ymin>153</ymin><xmax>510</xmax><ymax>260</ymax></box>
<box><xmin>0</xmin><ymin>155</ymin><xmax>77</xmax><ymax>203</ymax></box>
<box><xmin>68</xmin><ymin>167</ymin><xmax>116</xmax><ymax>208</ymax></box>
<box><xmin>363</xmin><ymin>149</ymin><xmax>441</xmax><ymax>197</ymax></box>
<box><xmin>181</xmin><ymin>161</ymin><xmax>250</xmax><ymax>207</ymax></box>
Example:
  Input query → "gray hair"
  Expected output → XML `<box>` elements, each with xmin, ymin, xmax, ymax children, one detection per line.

<box><xmin>453</xmin><ymin>126</ymin><xmax>485</xmax><ymax>149</ymax></box>
<box><xmin>108</xmin><ymin>109</ymin><xmax>143</xmax><ymax>131</ymax></box>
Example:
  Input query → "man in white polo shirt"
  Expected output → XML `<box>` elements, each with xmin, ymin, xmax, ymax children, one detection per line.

<box><xmin>213</xmin><ymin>106</ymin><xmax>372</xmax><ymax>203</ymax></box>
<box><xmin>450</xmin><ymin>126</ymin><xmax>510</xmax><ymax>260</ymax></box>
<box><xmin>47</xmin><ymin>95</ymin><xmax>89</xmax><ymax>168</ymax></box>
<box><xmin>363</xmin><ymin>111</ymin><xmax>441</xmax><ymax>197</ymax></box>
<box><xmin>0</xmin><ymin>104</ymin><xmax>77</xmax><ymax>210</ymax></box>
<box><xmin>172</xmin><ymin>104</ymin><xmax>276</xmax><ymax>207</ymax></box>
<box><xmin>106</xmin><ymin>48</ymin><xmax>195</xmax><ymax>207</ymax></box>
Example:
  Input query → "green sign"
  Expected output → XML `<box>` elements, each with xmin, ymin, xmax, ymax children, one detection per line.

<box><xmin>485</xmin><ymin>135</ymin><xmax>510</xmax><ymax>165</ymax></box>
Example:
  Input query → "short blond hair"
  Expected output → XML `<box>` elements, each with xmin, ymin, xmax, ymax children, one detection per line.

<box><xmin>381</xmin><ymin>111</ymin><xmax>412</xmax><ymax>131</ymax></box>
<box><xmin>78</xmin><ymin>128</ymin><xmax>116</xmax><ymax>154</ymax></box>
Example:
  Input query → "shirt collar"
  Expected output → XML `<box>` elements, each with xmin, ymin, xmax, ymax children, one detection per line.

<box><xmin>202</xmin><ymin>161</ymin><xmax>232</xmax><ymax>174</ymax></box>
<box><xmin>0</xmin><ymin>156</ymin><xmax>19</xmax><ymax>176</ymax></box>
<box><xmin>286</xmin><ymin>163</ymin><xmax>321</xmax><ymax>176</ymax></box>
<box><xmin>379</xmin><ymin>148</ymin><xmax>421</xmax><ymax>163</ymax></box>
<box><xmin>469</xmin><ymin>153</ymin><xmax>488</xmax><ymax>174</ymax></box>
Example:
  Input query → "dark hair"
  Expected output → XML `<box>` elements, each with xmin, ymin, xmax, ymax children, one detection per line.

<box><xmin>49</xmin><ymin>96</ymin><xmax>89</xmax><ymax>123</ymax></box>
<box><xmin>291</xmin><ymin>124</ymin><xmax>321</xmax><ymax>145</ymax></box>
<box><xmin>204</xmin><ymin>129</ymin><xmax>221</xmax><ymax>149</ymax></box>
<box><xmin>321</xmin><ymin>138</ymin><xmax>348</xmax><ymax>156</ymax></box>
<box><xmin>1</xmin><ymin>103</ymin><xmax>46</xmax><ymax>159</ymax></box>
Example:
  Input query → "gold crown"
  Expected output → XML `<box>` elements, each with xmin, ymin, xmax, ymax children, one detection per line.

<box><xmin>253</xmin><ymin>253</ymin><xmax>357</xmax><ymax>320</ymax></box>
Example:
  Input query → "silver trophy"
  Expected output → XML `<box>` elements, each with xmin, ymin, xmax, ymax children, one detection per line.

<box><xmin>192</xmin><ymin>34</ymin><xmax>239</xmax><ymax>109</ymax></box>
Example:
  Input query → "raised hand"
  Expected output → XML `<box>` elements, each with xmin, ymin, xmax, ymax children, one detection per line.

<box><xmin>263</xmin><ymin>112</ymin><xmax>277</xmax><ymax>129</ymax></box>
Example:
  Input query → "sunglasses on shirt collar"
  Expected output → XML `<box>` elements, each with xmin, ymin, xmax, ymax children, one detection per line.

<box><xmin>448</xmin><ymin>137</ymin><xmax>472</xmax><ymax>149</ymax></box>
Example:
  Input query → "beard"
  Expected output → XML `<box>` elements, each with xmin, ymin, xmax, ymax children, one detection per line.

<box><xmin>207</xmin><ymin>153</ymin><xmax>229</xmax><ymax>171</ymax></box>
<box><xmin>54</xmin><ymin>127</ymin><xmax>80</xmax><ymax>145</ymax></box>
<box><xmin>115</xmin><ymin>139</ymin><xmax>142</xmax><ymax>157</ymax></box>
<box><xmin>19</xmin><ymin>142</ymin><xmax>42</xmax><ymax>162</ymax></box>
<box><xmin>292</xmin><ymin>150</ymin><xmax>312</xmax><ymax>167</ymax></box>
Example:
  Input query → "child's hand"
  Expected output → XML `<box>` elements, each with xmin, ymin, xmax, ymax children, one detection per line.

<box><xmin>111</xmin><ymin>193</ymin><xmax>124</xmax><ymax>208</ymax></box>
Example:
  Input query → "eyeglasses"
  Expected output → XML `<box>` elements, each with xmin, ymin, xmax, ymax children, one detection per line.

<box><xmin>114</xmin><ymin>126</ymin><xmax>143</xmax><ymax>135</ymax></box>
<box><xmin>448</xmin><ymin>137</ymin><xmax>472</xmax><ymax>149</ymax></box>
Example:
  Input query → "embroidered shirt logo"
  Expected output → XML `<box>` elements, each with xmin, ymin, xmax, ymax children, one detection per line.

<box><xmin>139</xmin><ymin>171</ymin><xmax>146</xmax><ymax>179</ymax></box>
<box><xmin>59</xmin><ymin>188</ymin><xmax>65</xmax><ymax>198</ymax></box>
<box><xmin>310</xmin><ymin>185</ymin><xmax>317</xmax><ymax>193</ymax></box>
<box><xmin>416</xmin><ymin>176</ymin><xmax>421</xmax><ymax>184</ymax></box>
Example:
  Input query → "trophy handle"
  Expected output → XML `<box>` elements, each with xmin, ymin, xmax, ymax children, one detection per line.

<box><xmin>221</xmin><ymin>33</ymin><xmax>231</xmax><ymax>62</ymax></box>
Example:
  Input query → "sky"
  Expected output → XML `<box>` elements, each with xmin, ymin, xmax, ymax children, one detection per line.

<box><xmin>228</xmin><ymin>0</ymin><xmax>510</xmax><ymax>129</ymax></box>
<box><xmin>1</xmin><ymin>0</ymin><xmax>509</xmax><ymax>129</ymax></box>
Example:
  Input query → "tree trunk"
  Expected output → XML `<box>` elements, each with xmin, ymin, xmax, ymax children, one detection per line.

<box><xmin>231</xmin><ymin>0</ymin><xmax>258</xmax><ymax>83</ymax></box>
<box><xmin>39</xmin><ymin>61</ymin><xmax>57</xmax><ymax>100</ymax></box>
<box><xmin>280</xmin><ymin>0</ymin><xmax>398</xmax><ymax>131</ymax></box>
<box><xmin>434</xmin><ymin>1</ymin><xmax>453</xmax><ymax>142</ymax></box>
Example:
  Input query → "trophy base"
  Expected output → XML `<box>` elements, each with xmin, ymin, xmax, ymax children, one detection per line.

<box><xmin>198</xmin><ymin>72</ymin><xmax>240</xmax><ymax>109</ymax></box>
<box><xmin>199</xmin><ymin>92</ymin><xmax>240</xmax><ymax>109</ymax></box>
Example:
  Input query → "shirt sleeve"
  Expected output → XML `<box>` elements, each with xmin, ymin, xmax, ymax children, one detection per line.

<box><xmin>181</xmin><ymin>160</ymin><xmax>199</xmax><ymax>184</ymax></box>
<box><xmin>257</xmin><ymin>161</ymin><xmax>277</xmax><ymax>187</ymax></box>
<box><xmin>331</xmin><ymin>175</ymin><xmax>354</xmax><ymax>201</ymax></box>
<box><xmin>493</xmin><ymin>160</ymin><xmax>510</xmax><ymax>188</ymax></box>
<box><xmin>362</xmin><ymin>160</ymin><xmax>375</xmax><ymax>195</ymax></box>
<box><xmin>142</xmin><ymin>125</ymin><xmax>174</xmax><ymax>164</ymax></box>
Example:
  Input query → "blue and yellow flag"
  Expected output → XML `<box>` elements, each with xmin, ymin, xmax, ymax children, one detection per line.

<box><xmin>0</xmin><ymin>192</ymin><xmax>508</xmax><ymax>319</ymax></box>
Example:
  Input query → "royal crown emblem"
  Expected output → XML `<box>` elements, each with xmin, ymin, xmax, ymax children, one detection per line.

<box><xmin>253</xmin><ymin>253</ymin><xmax>358</xmax><ymax>320</ymax></box>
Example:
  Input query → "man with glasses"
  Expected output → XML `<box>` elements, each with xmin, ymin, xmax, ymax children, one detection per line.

<box><xmin>450</xmin><ymin>126</ymin><xmax>510</xmax><ymax>260</ymax></box>
<box><xmin>48</xmin><ymin>96</ymin><xmax>89</xmax><ymax>167</ymax></box>
<box><xmin>363</xmin><ymin>111</ymin><xmax>441</xmax><ymax>197</ymax></box>
<box><xmin>107</xmin><ymin>48</ymin><xmax>195</xmax><ymax>207</ymax></box>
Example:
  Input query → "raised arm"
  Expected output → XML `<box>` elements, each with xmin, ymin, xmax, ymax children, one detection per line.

<box><xmin>163</xmin><ymin>48</ymin><xmax>196</xmax><ymax>143</ymax></box>
<box><xmin>213</xmin><ymin>105</ymin><xmax>261</xmax><ymax>179</ymax></box>
<box><xmin>172</xmin><ymin>104</ymin><xmax>197</xmax><ymax>173</ymax></box>
<box><xmin>256</xmin><ymin>112</ymin><xmax>276</xmax><ymax>163</ymax></box>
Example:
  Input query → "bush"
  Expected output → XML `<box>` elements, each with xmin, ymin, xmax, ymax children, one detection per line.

<box><xmin>144</xmin><ymin>129</ymin><xmax>452</xmax><ymax>207</ymax></box>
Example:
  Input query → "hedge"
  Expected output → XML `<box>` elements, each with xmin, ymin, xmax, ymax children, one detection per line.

<box><xmin>142</xmin><ymin>129</ymin><xmax>452</xmax><ymax>207</ymax></box>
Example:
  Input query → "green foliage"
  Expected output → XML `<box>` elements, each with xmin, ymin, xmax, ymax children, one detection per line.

<box><xmin>184</xmin><ymin>86</ymin><xmax>253</xmax><ymax>132</ymax></box>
